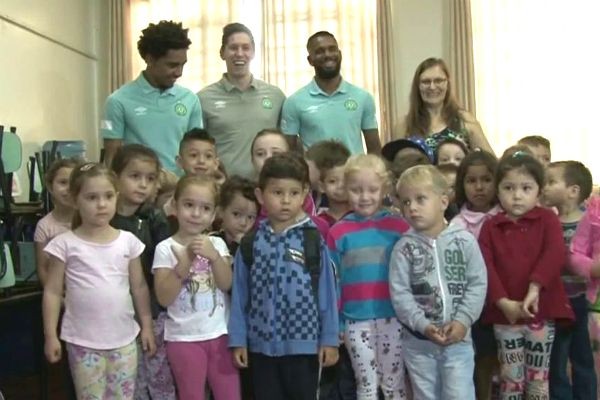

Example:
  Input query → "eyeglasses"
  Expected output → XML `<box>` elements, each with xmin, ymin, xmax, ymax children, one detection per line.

<box><xmin>419</xmin><ymin>78</ymin><xmax>448</xmax><ymax>87</ymax></box>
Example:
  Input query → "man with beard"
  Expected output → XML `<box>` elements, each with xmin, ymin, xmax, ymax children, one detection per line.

<box><xmin>101</xmin><ymin>20</ymin><xmax>202</xmax><ymax>173</ymax></box>
<box><xmin>282</xmin><ymin>31</ymin><xmax>381</xmax><ymax>155</ymax></box>
<box><xmin>199</xmin><ymin>23</ymin><xmax>285</xmax><ymax>180</ymax></box>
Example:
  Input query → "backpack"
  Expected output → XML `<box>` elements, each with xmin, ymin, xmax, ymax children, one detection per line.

<box><xmin>239</xmin><ymin>226</ymin><xmax>321</xmax><ymax>298</ymax></box>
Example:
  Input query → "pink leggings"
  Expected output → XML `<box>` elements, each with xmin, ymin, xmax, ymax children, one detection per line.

<box><xmin>166</xmin><ymin>335</ymin><xmax>240</xmax><ymax>400</ymax></box>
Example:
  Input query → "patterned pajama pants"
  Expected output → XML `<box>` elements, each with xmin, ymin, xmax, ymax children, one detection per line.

<box><xmin>134</xmin><ymin>312</ymin><xmax>176</xmax><ymax>400</ymax></box>
<box><xmin>494</xmin><ymin>321</ymin><xmax>555</xmax><ymax>400</ymax></box>
<box><xmin>67</xmin><ymin>339</ymin><xmax>138</xmax><ymax>400</ymax></box>
<box><xmin>344</xmin><ymin>317</ymin><xmax>406</xmax><ymax>400</ymax></box>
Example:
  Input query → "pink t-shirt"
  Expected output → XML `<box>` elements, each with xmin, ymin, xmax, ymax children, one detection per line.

<box><xmin>44</xmin><ymin>230</ymin><xmax>145</xmax><ymax>349</ymax></box>
<box><xmin>34</xmin><ymin>212</ymin><xmax>71</xmax><ymax>243</ymax></box>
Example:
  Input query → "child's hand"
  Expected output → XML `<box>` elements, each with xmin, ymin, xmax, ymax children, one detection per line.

<box><xmin>189</xmin><ymin>235</ymin><xmax>219</xmax><ymax>261</ymax></box>
<box><xmin>44</xmin><ymin>336</ymin><xmax>62</xmax><ymax>363</ymax></box>
<box><xmin>424</xmin><ymin>324</ymin><xmax>446</xmax><ymax>345</ymax></box>
<box><xmin>442</xmin><ymin>321</ymin><xmax>467</xmax><ymax>345</ymax></box>
<box><xmin>233</xmin><ymin>347</ymin><xmax>248</xmax><ymax>368</ymax></box>
<box><xmin>591</xmin><ymin>259</ymin><xmax>600</xmax><ymax>278</ymax></box>
<box><xmin>497</xmin><ymin>298</ymin><xmax>525</xmax><ymax>324</ymax></box>
<box><xmin>141</xmin><ymin>326</ymin><xmax>157</xmax><ymax>356</ymax></box>
<box><xmin>171</xmin><ymin>244</ymin><xmax>191</xmax><ymax>265</ymax></box>
<box><xmin>319</xmin><ymin>346</ymin><xmax>339</xmax><ymax>367</ymax></box>
<box><xmin>522</xmin><ymin>283</ymin><xmax>540</xmax><ymax>318</ymax></box>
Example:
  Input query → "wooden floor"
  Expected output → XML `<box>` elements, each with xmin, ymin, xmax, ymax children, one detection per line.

<box><xmin>1</xmin><ymin>359</ymin><xmax>71</xmax><ymax>400</ymax></box>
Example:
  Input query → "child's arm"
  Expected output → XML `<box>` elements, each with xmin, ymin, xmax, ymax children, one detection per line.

<box><xmin>450</xmin><ymin>235</ymin><xmax>488</xmax><ymax>334</ymax></box>
<box><xmin>42</xmin><ymin>255</ymin><xmax>65</xmax><ymax>363</ymax></box>
<box><xmin>478</xmin><ymin>222</ymin><xmax>509</xmax><ymax>306</ymax></box>
<box><xmin>318</xmin><ymin>246</ymin><xmax>340</xmax><ymax>366</ymax></box>
<box><xmin>35</xmin><ymin>241</ymin><xmax>50</xmax><ymax>287</ymax></box>
<box><xmin>529</xmin><ymin>212</ymin><xmax>567</xmax><ymax>289</ymax></box>
<box><xmin>570</xmin><ymin>209</ymin><xmax>597</xmax><ymax>279</ymax></box>
<box><xmin>154</xmin><ymin>243</ymin><xmax>192</xmax><ymax>307</ymax></box>
<box><xmin>190</xmin><ymin>235</ymin><xmax>232</xmax><ymax>291</ymax></box>
<box><xmin>228</xmin><ymin>251</ymin><xmax>250</xmax><ymax>368</ymax></box>
<box><xmin>129</xmin><ymin>257</ymin><xmax>156</xmax><ymax>356</ymax></box>
<box><xmin>389</xmin><ymin>239</ymin><xmax>432</xmax><ymax>335</ymax></box>
<box><xmin>325</xmin><ymin>230</ymin><xmax>344</xmax><ymax>334</ymax></box>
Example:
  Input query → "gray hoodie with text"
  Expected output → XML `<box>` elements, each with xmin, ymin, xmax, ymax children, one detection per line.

<box><xmin>389</xmin><ymin>223</ymin><xmax>487</xmax><ymax>340</ymax></box>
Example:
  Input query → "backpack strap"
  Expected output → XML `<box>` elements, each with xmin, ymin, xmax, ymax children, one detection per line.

<box><xmin>302</xmin><ymin>226</ymin><xmax>321</xmax><ymax>297</ymax></box>
<box><xmin>240</xmin><ymin>228</ymin><xmax>258</xmax><ymax>268</ymax></box>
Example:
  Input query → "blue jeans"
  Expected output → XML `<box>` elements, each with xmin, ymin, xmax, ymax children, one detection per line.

<box><xmin>403</xmin><ymin>332</ymin><xmax>475</xmax><ymax>400</ymax></box>
<box><xmin>549</xmin><ymin>294</ymin><xmax>597</xmax><ymax>400</ymax></box>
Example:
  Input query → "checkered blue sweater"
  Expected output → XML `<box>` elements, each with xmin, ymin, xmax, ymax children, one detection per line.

<box><xmin>327</xmin><ymin>209</ymin><xmax>410</xmax><ymax>329</ymax></box>
<box><xmin>228</xmin><ymin>217</ymin><xmax>339</xmax><ymax>356</ymax></box>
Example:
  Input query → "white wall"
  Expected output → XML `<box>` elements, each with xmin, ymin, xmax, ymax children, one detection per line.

<box><xmin>390</xmin><ymin>0</ymin><xmax>448</xmax><ymax>136</ymax></box>
<box><xmin>0</xmin><ymin>0</ymin><xmax>108</xmax><ymax>197</ymax></box>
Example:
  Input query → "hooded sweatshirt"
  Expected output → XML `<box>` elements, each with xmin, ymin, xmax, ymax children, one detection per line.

<box><xmin>389</xmin><ymin>223</ymin><xmax>487</xmax><ymax>340</ymax></box>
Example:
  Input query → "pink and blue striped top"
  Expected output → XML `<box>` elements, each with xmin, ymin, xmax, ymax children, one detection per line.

<box><xmin>327</xmin><ymin>209</ymin><xmax>410</xmax><ymax>328</ymax></box>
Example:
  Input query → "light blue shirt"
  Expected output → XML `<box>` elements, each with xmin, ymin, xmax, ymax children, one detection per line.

<box><xmin>101</xmin><ymin>73</ymin><xmax>203</xmax><ymax>172</ymax></box>
<box><xmin>281</xmin><ymin>79</ymin><xmax>378</xmax><ymax>154</ymax></box>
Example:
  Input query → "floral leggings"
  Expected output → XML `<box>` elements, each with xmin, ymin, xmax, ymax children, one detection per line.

<box><xmin>344</xmin><ymin>317</ymin><xmax>407</xmax><ymax>400</ymax></box>
<box><xmin>67</xmin><ymin>340</ymin><xmax>138</xmax><ymax>400</ymax></box>
<box><xmin>134</xmin><ymin>312</ymin><xmax>176</xmax><ymax>400</ymax></box>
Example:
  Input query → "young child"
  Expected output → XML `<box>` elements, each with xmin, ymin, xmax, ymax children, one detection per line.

<box><xmin>327</xmin><ymin>154</ymin><xmax>410</xmax><ymax>399</ymax></box>
<box><xmin>177</xmin><ymin>128</ymin><xmax>220</xmax><ymax>178</ymax></box>
<box><xmin>214</xmin><ymin>175</ymin><xmax>259</xmax><ymax>257</ymax></box>
<box><xmin>228</xmin><ymin>153</ymin><xmax>339</xmax><ymax>399</ymax></box>
<box><xmin>153</xmin><ymin>175</ymin><xmax>240</xmax><ymax>400</ymax></box>
<box><xmin>251</xmin><ymin>129</ymin><xmax>290</xmax><ymax>177</ymax></box>
<box><xmin>305</xmin><ymin>140</ymin><xmax>351</xmax><ymax>225</ymax></box>
<box><xmin>35</xmin><ymin>158</ymin><xmax>80</xmax><ymax>286</ymax></box>
<box><xmin>390</xmin><ymin>165</ymin><xmax>487</xmax><ymax>400</ymax></box>
<box><xmin>451</xmin><ymin>150</ymin><xmax>501</xmax><ymax>400</ymax></box>
<box><xmin>110</xmin><ymin>144</ymin><xmax>175</xmax><ymax>400</ymax></box>
<box><xmin>43</xmin><ymin>163</ymin><xmax>156</xmax><ymax>399</ymax></box>
<box><xmin>435</xmin><ymin>137</ymin><xmax>468</xmax><ymax>166</ymax></box>
<box><xmin>479</xmin><ymin>152</ymin><xmax>574</xmax><ymax>399</ymax></box>
<box><xmin>250</xmin><ymin>130</ymin><xmax>329</xmax><ymax>238</ymax></box>
<box><xmin>437</xmin><ymin>163</ymin><xmax>460</xmax><ymax>220</ymax></box>
<box><xmin>570</xmin><ymin>196</ymin><xmax>600</xmax><ymax>399</ymax></box>
<box><xmin>381</xmin><ymin>136</ymin><xmax>435</xmax><ymax>165</ymax></box>
<box><xmin>517</xmin><ymin>135</ymin><xmax>551</xmax><ymax>167</ymax></box>
<box><xmin>154</xmin><ymin>168</ymin><xmax>179</xmax><ymax>209</ymax></box>
<box><xmin>543</xmin><ymin>160</ymin><xmax>596</xmax><ymax>399</ymax></box>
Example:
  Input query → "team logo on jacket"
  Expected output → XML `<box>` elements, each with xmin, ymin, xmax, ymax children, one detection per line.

<box><xmin>262</xmin><ymin>97</ymin><xmax>273</xmax><ymax>109</ymax></box>
<box><xmin>174</xmin><ymin>103</ymin><xmax>188</xmax><ymax>116</ymax></box>
<box><xmin>344</xmin><ymin>99</ymin><xmax>358</xmax><ymax>111</ymax></box>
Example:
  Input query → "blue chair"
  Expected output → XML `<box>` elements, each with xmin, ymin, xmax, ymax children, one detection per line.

<box><xmin>0</xmin><ymin>126</ymin><xmax>44</xmax><ymax>278</ymax></box>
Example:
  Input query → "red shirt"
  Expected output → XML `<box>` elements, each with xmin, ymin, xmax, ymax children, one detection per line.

<box><xmin>479</xmin><ymin>207</ymin><xmax>574</xmax><ymax>325</ymax></box>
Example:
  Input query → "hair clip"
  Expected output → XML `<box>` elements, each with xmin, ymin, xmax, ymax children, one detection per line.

<box><xmin>512</xmin><ymin>150</ymin><xmax>527</xmax><ymax>158</ymax></box>
<box><xmin>79</xmin><ymin>162</ymin><xmax>96</xmax><ymax>172</ymax></box>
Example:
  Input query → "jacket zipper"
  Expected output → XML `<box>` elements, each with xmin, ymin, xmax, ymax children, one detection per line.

<box><xmin>432</xmin><ymin>240</ymin><xmax>447</xmax><ymax>323</ymax></box>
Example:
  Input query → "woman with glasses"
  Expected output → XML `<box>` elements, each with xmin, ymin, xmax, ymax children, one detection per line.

<box><xmin>399</xmin><ymin>57</ymin><xmax>494</xmax><ymax>155</ymax></box>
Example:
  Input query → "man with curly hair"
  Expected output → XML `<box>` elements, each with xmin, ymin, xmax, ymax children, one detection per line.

<box><xmin>101</xmin><ymin>20</ymin><xmax>202</xmax><ymax>173</ymax></box>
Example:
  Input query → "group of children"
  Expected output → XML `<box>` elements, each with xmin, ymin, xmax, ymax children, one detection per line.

<box><xmin>36</xmin><ymin>128</ymin><xmax>600</xmax><ymax>400</ymax></box>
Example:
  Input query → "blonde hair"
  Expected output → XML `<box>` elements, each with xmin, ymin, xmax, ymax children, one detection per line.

<box><xmin>396</xmin><ymin>165</ymin><xmax>449</xmax><ymax>196</ymax></box>
<box><xmin>344</xmin><ymin>154</ymin><xmax>391</xmax><ymax>190</ymax></box>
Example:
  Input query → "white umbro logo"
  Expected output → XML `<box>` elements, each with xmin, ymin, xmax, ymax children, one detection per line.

<box><xmin>134</xmin><ymin>106</ymin><xmax>147</xmax><ymax>116</ymax></box>
<box><xmin>215</xmin><ymin>101</ymin><xmax>226</xmax><ymax>109</ymax></box>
